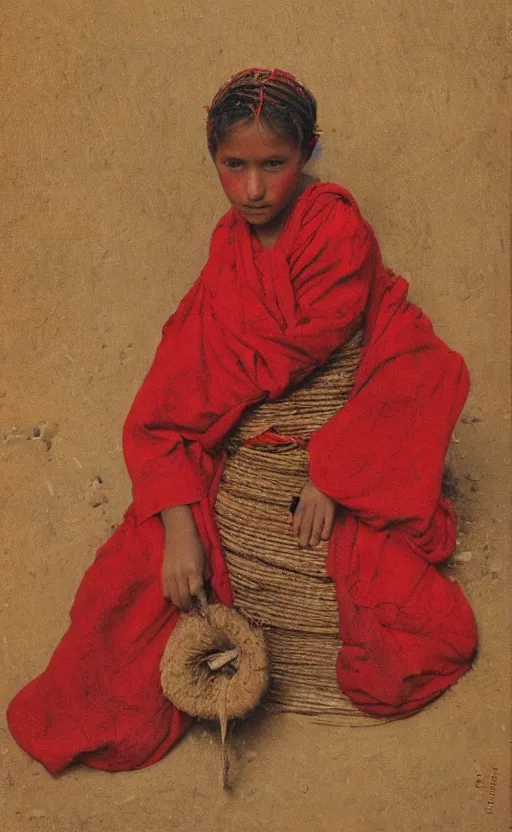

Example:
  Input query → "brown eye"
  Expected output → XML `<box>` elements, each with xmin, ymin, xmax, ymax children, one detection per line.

<box><xmin>225</xmin><ymin>159</ymin><xmax>243</xmax><ymax>170</ymax></box>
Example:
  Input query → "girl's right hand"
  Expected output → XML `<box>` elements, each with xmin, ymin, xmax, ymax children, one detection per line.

<box><xmin>161</xmin><ymin>505</ymin><xmax>207</xmax><ymax>612</ymax></box>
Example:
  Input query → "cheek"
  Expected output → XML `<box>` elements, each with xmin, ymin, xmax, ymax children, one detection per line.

<box><xmin>218</xmin><ymin>170</ymin><xmax>245</xmax><ymax>202</ymax></box>
<box><xmin>270</xmin><ymin>167</ymin><xmax>302</xmax><ymax>203</ymax></box>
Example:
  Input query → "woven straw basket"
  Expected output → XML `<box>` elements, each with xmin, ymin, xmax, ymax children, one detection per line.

<box><xmin>215</xmin><ymin>328</ymin><xmax>375</xmax><ymax>725</ymax></box>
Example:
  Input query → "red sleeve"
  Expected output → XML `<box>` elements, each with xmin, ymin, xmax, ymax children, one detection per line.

<box><xmin>122</xmin><ymin>278</ymin><xmax>212</xmax><ymax>525</ymax></box>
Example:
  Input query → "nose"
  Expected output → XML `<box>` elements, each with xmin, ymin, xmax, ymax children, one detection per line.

<box><xmin>246</xmin><ymin>168</ymin><xmax>265</xmax><ymax>204</ymax></box>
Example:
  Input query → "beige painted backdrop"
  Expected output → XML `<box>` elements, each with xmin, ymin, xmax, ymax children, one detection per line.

<box><xmin>1</xmin><ymin>1</ymin><xmax>510</xmax><ymax>830</ymax></box>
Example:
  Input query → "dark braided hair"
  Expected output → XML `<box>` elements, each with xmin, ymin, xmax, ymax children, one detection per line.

<box><xmin>206</xmin><ymin>68</ymin><xmax>321</xmax><ymax>159</ymax></box>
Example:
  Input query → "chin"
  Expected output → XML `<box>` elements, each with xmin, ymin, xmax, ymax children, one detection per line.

<box><xmin>249</xmin><ymin>214</ymin><xmax>275</xmax><ymax>226</ymax></box>
<box><xmin>248</xmin><ymin>207</ymin><xmax>285</xmax><ymax>227</ymax></box>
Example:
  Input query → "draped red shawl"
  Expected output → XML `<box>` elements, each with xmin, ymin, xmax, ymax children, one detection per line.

<box><xmin>7</xmin><ymin>183</ymin><xmax>477</xmax><ymax>773</ymax></box>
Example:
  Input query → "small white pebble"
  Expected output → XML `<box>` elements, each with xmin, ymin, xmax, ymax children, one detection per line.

<box><xmin>454</xmin><ymin>550</ymin><xmax>473</xmax><ymax>563</ymax></box>
<box><xmin>246</xmin><ymin>750</ymin><xmax>257</xmax><ymax>762</ymax></box>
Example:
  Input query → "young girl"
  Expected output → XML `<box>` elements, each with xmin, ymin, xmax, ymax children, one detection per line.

<box><xmin>7</xmin><ymin>68</ymin><xmax>478</xmax><ymax>773</ymax></box>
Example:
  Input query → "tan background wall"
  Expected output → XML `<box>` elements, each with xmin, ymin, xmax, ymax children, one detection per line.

<box><xmin>1</xmin><ymin>2</ymin><xmax>510</xmax><ymax>830</ymax></box>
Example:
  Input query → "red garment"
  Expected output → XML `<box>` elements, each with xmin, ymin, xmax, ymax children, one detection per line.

<box><xmin>7</xmin><ymin>183</ymin><xmax>477</xmax><ymax>773</ymax></box>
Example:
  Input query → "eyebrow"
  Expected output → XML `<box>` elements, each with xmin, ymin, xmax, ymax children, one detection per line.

<box><xmin>223</xmin><ymin>155</ymin><xmax>288</xmax><ymax>162</ymax></box>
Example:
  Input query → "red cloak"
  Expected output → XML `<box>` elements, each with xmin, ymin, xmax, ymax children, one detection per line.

<box><xmin>7</xmin><ymin>183</ymin><xmax>477</xmax><ymax>773</ymax></box>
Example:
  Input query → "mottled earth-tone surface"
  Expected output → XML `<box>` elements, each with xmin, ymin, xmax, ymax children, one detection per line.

<box><xmin>1</xmin><ymin>2</ymin><xmax>510</xmax><ymax>830</ymax></box>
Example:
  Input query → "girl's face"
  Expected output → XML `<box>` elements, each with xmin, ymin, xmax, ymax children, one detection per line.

<box><xmin>214</xmin><ymin>119</ymin><xmax>306</xmax><ymax>229</ymax></box>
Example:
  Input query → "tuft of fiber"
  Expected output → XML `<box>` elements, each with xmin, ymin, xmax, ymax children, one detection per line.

<box><xmin>160</xmin><ymin>604</ymin><xmax>268</xmax><ymax>721</ymax></box>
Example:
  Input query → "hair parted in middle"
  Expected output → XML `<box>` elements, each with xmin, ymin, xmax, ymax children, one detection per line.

<box><xmin>206</xmin><ymin>68</ymin><xmax>321</xmax><ymax>160</ymax></box>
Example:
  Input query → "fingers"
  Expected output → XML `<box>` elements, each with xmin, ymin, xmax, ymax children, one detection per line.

<box><xmin>194</xmin><ymin>585</ymin><xmax>209</xmax><ymax>614</ymax></box>
<box><xmin>291</xmin><ymin>500</ymin><xmax>303</xmax><ymax>536</ymax></box>
<box><xmin>309</xmin><ymin>506</ymin><xmax>325</xmax><ymax>548</ymax></box>
<box><xmin>162</xmin><ymin>565</ymin><xmax>173</xmax><ymax>600</ymax></box>
<box><xmin>290</xmin><ymin>489</ymin><xmax>336</xmax><ymax>548</ymax></box>
<box><xmin>321</xmin><ymin>502</ymin><xmax>335</xmax><ymax>541</ymax></box>
<box><xmin>298</xmin><ymin>504</ymin><xmax>315</xmax><ymax>548</ymax></box>
<box><xmin>188</xmin><ymin>574</ymin><xmax>206</xmax><ymax>613</ymax></box>
<box><xmin>170</xmin><ymin>576</ymin><xmax>192</xmax><ymax>612</ymax></box>
<box><xmin>291</xmin><ymin>496</ymin><xmax>313</xmax><ymax>547</ymax></box>
<box><xmin>162</xmin><ymin>562</ymin><xmax>191</xmax><ymax>611</ymax></box>
<box><xmin>163</xmin><ymin>561</ymin><xmax>205</xmax><ymax>613</ymax></box>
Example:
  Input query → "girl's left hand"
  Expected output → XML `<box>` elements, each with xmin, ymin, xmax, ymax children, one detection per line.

<box><xmin>291</xmin><ymin>479</ymin><xmax>336</xmax><ymax>548</ymax></box>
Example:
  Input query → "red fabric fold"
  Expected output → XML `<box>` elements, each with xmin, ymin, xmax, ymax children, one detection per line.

<box><xmin>7</xmin><ymin>183</ymin><xmax>477</xmax><ymax>773</ymax></box>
